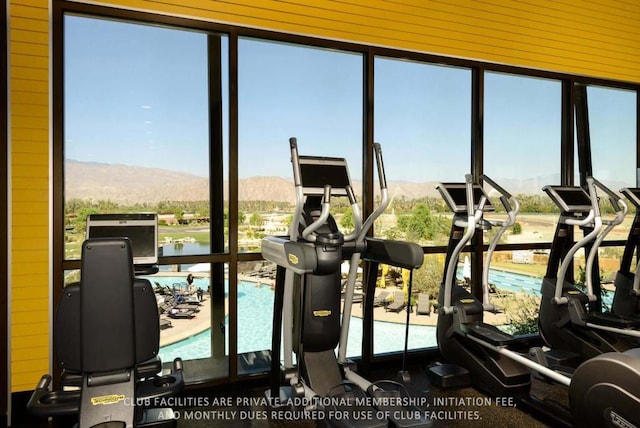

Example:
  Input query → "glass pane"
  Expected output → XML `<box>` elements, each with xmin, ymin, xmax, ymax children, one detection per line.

<box><xmin>236</xmin><ymin>261</ymin><xmax>276</xmax><ymax>375</ymax></box>
<box><xmin>484</xmin><ymin>251</ymin><xmax>545</xmax><ymax>335</ymax></box>
<box><xmin>238</xmin><ymin>38</ymin><xmax>363</xmax><ymax>253</ymax></box>
<box><xmin>371</xmin><ymin>254</ymin><xmax>441</xmax><ymax>355</ymax></box>
<box><xmin>63</xmin><ymin>15</ymin><xmax>214</xmax><ymax>259</ymax></box>
<box><xmin>587</xmin><ymin>86</ymin><xmax>637</xmax><ymax>243</ymax></box>
<box><xmin>484</xmin><ymin>72</ymin><xmax>561</xmax><ymax>249</ymax></box>
<box><xmin>374</xmin><ymin>57</ymin><xmax>471</xmax><ymax>246</ymax></box>
<box><xmin>152</xmin><ymin>263</ymin><xmax>228</xmax><ymax>382</ymax></box>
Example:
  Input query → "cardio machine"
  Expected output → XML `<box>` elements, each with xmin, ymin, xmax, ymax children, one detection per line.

<box><xmin>538</xmin><ymin>178</ymin><xmax>640</xmax><ymax>360</ymax></box>
<box><xmin>262</xmin><ymin>138</ymin><xmax>431</xmax><ymax>428</ymax></box>
<box><xmin>612</xmin><ymin>187</ymin><xmax>640</xmax><ymax>318</ymax></box>
<box><xmin>435</xmin><ymin>174</ymin><xmax>640</xmax><ymax>427</ymax></box>
<box><xmin>27</xmin><ymin>215</ymin><xmax>184</xmax><ymax>428</ymax></box>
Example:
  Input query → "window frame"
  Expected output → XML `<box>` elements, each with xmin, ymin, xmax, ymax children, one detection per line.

<box><xmin>51</xmin><ymin>0</ymin><xmax>640</xmax><ymax>388</ymax></box>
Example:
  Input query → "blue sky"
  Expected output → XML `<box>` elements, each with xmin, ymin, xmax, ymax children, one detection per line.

<box><xmin>64</xmin><ymin>15</ymin><xmax>637</xmax><ymax>187</ymax></box>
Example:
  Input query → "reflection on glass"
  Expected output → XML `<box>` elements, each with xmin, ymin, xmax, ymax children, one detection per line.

<box><xmin>63</xmin><ymin>15</ymin><xmax>213</xmax><ymax>259</ymax></box>
<box><xmin>373</xmin><ymin>57</ymin><xmax>471</xmax><ymax>244</ymax></box>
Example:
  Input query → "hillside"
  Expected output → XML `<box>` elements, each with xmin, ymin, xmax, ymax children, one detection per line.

<box><xmin>65</xmin><ymin>160</ymin><xmax>586</xmax><ymax>205</ymax></box>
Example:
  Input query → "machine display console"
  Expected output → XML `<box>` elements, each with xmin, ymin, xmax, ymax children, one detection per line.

<box><xmin>86</xmin><ymin>213</ymin><xmax>158</xmax><ymax>265</ymax></box>
<box><xmin>542</xmin><ymin>186</ymin><xmax>592</xmax><ymax>213</ymax></box>
<box><xmin>437</xmin><ymin>183</ymin><xmax>494</xmax><ymax>213</ymax></box>
<box><xmin>299</xmin><ymin>156</ymin><xmax>351</xmax><ymax>196</ymax></box>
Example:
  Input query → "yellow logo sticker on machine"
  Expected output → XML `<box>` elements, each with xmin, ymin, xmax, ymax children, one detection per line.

<box><xmin>460</xmin><ymin>299</ymin><xmax>475</xmax><ymax>304</ymax></box>
<box><xmin>567</xmin><ymin>291</ymin><xmax>580</xmax><ymax>295</ymax></box>
<box><xmin>313</xmin><ymin>310</ymin><xmax>331</xmax><ymax>317</ymax></box>
<box><xmin>91</xmin><ymin>394</ymin><xmax>126</xmax><ymax>406</ymax></box>
<box><xmin>288</xmin><ymin>253</ymin><xmax>299</xmax><ymax>265</ymax></box>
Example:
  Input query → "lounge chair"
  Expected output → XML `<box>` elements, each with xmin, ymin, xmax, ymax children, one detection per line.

<box><xmin>416</xmin><ymin>293</ymin><xmax>431</xmax><ymax>315</ymax></box>
<box><xmin>373</xmin><ymin>290</ymin><xmax>391</xmax><ymax>307</ymax></box>
<box><xmin>386</xmin><ymin>291</ymin><xmax>406</xmax><ymax>312</ymax></box>
<box><xmin>159</xmin><ymin>318</ymin><xmax>173</xmax><ymax>330</ymax></box>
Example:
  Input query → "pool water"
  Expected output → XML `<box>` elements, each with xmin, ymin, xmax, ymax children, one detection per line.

<box><xmin>158</xmin><ymin>269</ymin><xmax>612</xmax><ymax>363</ymax></box>
<box><xmin>158</xmin><ymin>280</ymin><xmax>438</xmax><ymax>362</ymax></box>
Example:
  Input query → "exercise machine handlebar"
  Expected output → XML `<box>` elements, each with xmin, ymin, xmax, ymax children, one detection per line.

<box><xmin>301</xmin><ymin>185</ymin><xmax>333</xmax><ymax>242</ymax></box>
<box><xmin>585</xmin><ymin>178</ymin><xmax>628</xmax><ymax>302</ymax></box>
<box><xmin>441</xmin><ymin>175</ymin><xmax>485</xmax><ymax>315</ymax></box>
<box><xmin>553</xmin><ymin>177</ymin><xmax>601</xmax><ymax>304</ymax></box>
<box><xmin>480</xmin><ymin>174</ymin><xmax>520</xmax><ymax>311</ymax></box>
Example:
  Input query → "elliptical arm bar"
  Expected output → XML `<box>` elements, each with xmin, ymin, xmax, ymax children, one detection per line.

<box><xmin>289</xmin><ymin>137</ymin><xmax>302</xmax><ymax>187</ymax></box>
<box><xmin>554</xmin><ymin>178</ymin><xmax>601</xmax><ymax>304</ymax></box>
<box><xmin>481</xmin><ymin>175</ymin><xmax>520</xmax><ymax>310</ymax></box>
<box><xmin>442</xmin><ymin>175</ymin><xmax>477</xmax><ymax>314</ymax></box>
<box><xmin>633</xmin><ymin>258</ymin><xmax>640</xmax><ymax>296</ymax></box>
<box><xmin>339</xmin><ymin>143</ymin><xmax>388</xmax><ymax>361</ymax></box>
<box><xmin>591</xmin><ymin>177</ymin><xmax>626</xmax><ymax>217</ymax></box>
<box><xmin>342</xmin><ymin>185</ymin><xmax>363</xmax><ymax>242</ymax></box>
<box><xmin>289</xmin><ymin>138</ymin><xmax>304</xmax><ymax>240</ymax></box>
<box><xmin>584</xmin><ymin>178</ymin><xmax>627</xmax><ymax>301</ymax></box>
<box><xmin>374</xmin><ymin>142</ymin><xmax>387</xmax><ymax>190</ymax></box>
<box><xmin>554</xmin><ymin>209</ymin><xmax>598</xmax><ymax>304</ymax></box>
<box><xmin>481</xmin><ymin>175</ymin><xmax>512</xmax><ymax>199</ymax></box>
<box><xmin>301</xmin><ymin>185</ymin><xmax>332</xmax><ymax>242</ymax></box>
<box><xmin>357</xmin><ymin>143</ymin><xmax>390</xmax><ymax>245</ymax></box>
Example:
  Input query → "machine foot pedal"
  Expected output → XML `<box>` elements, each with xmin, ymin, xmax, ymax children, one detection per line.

<box><xmin>427</xmin><ymin>363</ymin><xmax>470</xmax><ymax>388</ymax></box>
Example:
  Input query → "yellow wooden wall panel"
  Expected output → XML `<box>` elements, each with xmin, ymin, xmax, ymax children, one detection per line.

<box><xmin>10</xmin><ymin>0</ymin><xmax>51</xmax><ymax>392</ymax></box>
<box><xmin>93</xmin><ymin>0</ymin><xmax>640</xmax><ymax>82</ymax></box>
<box><xmin>12</xmin><ymin>285</ymin><xmax>49</xmax><ymax>301</ymax></box>
<box><xmin>11</xmin><ymin>15</ymin><xmax>50</xmax><ymax>33</ymax></box>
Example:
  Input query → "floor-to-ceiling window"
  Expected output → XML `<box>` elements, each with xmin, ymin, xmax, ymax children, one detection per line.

<box><xmin>373</xmin><ymin>57</ymin><xmax>472</xmax><ymax>352</ymax></box>
<box><xmin>59</xmin><ymin>13</ymin><xmax>229</xmax><ymax>382</ymax></box>
<box><xmin>237</xmin><ymin>38</ymin><xmax>364</xmax><ymax>361</ymax></box>
<box><xmin>483</xmin><ymin>72</ymin><xmax>562</xmax><ymax>334</ymax></box>
<box><xmin>575</xmin><ymin>84</ymin><xmax>638</xmax><ymax>311</ymax></box>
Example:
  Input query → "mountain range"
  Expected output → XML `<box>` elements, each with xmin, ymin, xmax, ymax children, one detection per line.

<box><xmin>65</xmin><ymin>160</ymin><xmax>621</xmax><ymax>205</ymax></box>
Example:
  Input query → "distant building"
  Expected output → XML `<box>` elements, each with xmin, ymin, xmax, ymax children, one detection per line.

<box><xmin>512</xmin><ymin>250</ymin><xmax>534</xmax><ymax>264</ymax></box>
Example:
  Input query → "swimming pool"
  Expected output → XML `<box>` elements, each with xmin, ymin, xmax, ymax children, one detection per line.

<box><xmin>158</xmin><ymin>280</ymin><xmax>438</xmax><ymax>362</ymax></box>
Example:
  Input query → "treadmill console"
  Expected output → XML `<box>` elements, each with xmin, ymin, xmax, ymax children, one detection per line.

<box><xmin>298</xmin><ymin>156</ymin><xmax>351</xmax><ymax>196</ymax></box>
<box><xmin>436</xmin><ymin>183</ymin><xmax>494</xmax><ymax>214</ymax></box>
<box><xmin>620</xmin><ymin>188</ymin><xmax>640</xmax><ymax>208</ymax></box>
<box><xmin>542</xmin><ymin>186</ymin><xmax>592</xmax><ymax>213</ymax></box>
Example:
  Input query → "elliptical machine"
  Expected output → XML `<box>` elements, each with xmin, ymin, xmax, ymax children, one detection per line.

<box><xmin>435</xmin><ymin>174</ymin><xmax>640</xmax><ymax>427</ymax></box>
<box><xmin>262</xmin><ymin>138</ymin><xmax>431</xmax><ymax>428</ymax></box>
<box><xmin>538</xmin><ymin>178</ymin><xmax>640</xmax><ymax>360</ymax></box>
<box><xmin>612</xmin><ymin>187</ymin><xmax>640</xmax><ymax>318</ymax></box>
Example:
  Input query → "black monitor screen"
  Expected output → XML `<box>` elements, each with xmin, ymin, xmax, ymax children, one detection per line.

<box><xmin>439</xmin><ymin>183</ymin><xmax>493</xmax><ymax>213</ymax></box>
<box><xmin>553</xmin><ymin>189</ymin><xmax>592</xmax><ymax>208</ymax></box>
<box><xmin>447</xmin><ymin>186</ymin><xmax>491</xmax><ymax>207</ymax></box>
<box><xmin>299</xmin><ymin>158</ymin><xmax>351</xmax><ymax>195</ymax></box>
<box><xmin>543</xmin><ymin>186</ymin><xmax>592</xmax><ymax>212</ymax></box>
<box><xmin>86</xmin><ymin>213</ymin><xmax>158</xmax><ymax>265</ymax></box>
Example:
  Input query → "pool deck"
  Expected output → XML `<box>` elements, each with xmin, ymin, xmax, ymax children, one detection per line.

<box><xmin>159</xmin><ymin>275</ymin><xmax>516</xmax><ymax>347</ymax></box>
<box><xmin>160</xmin><ymin>296</ymin><xmax>213</xmax><ymax>347</ymax></box>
